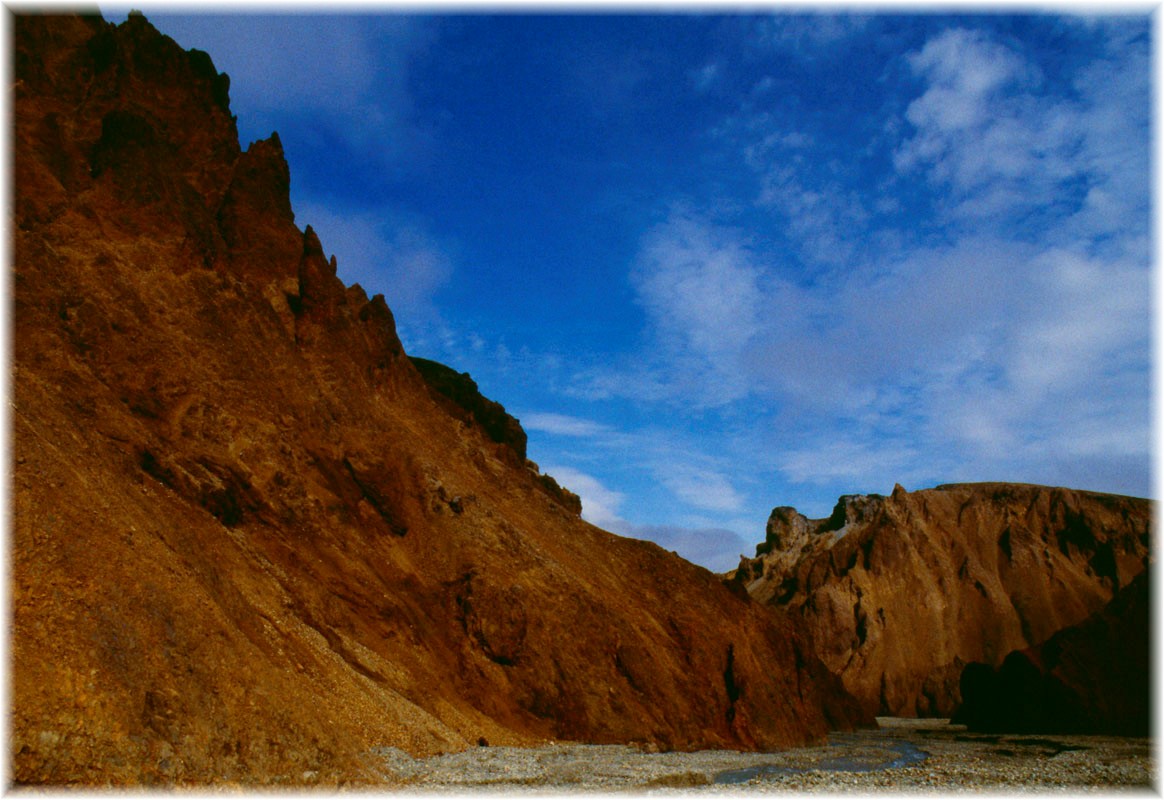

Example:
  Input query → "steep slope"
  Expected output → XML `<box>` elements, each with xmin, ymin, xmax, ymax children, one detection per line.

<box><xmin>408</xmin><ymin>357</ymin><xmax>530</xmax><ymax>463</ymax></box>
<box><xmin>11</xmin><ymin>12</ymin><xmax>869</xmax><ymax>786</ymax></box>
<box><xmin>732</xmin><ymin>483</ymin><xmax>1150</xmax><ymax>717</ymax></box>
<box><xmin>953</xmin><ymin>569</ymin><xmax>1151</xmax><ymax>736</ymax></box>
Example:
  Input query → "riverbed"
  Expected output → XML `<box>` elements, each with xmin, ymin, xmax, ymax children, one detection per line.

<box><xmin>369</xmin><ymin>717</ymin><xmax>1154</xmax><ymax>791</ymax></box>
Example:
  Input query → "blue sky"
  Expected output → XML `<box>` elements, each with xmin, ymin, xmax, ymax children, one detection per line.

<box><xmin>105</xmin><ymin>7</ymin><xmax>1154</xmax><ymax>571</ymax></box>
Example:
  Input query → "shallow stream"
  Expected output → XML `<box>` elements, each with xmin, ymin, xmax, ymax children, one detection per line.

<box><xmin>714</xmin><ymin>736</ymin><xmax>929</xmax><ymax>784</ymax></box>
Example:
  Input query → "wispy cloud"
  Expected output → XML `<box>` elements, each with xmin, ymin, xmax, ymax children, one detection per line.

<box><xmin>524</xmin><ymin>406</ymin><xmax>752</xmax><ymax>522</ymax></box>
<box><xmin>660</xmin><ymin>465</ymin><xmax>746</xmax><ymax>514</ymax></box>
<box><xmin>583</xmin><ymin>22</ymin><xmax>1151</xmax><ymax>500</ymax></box>
<box><xmin>523</xmin><ymin>412</ymin><xmax>617</xmax><ymax>439</ymax></box>
<box><xmin>777</xmin><ymin>438</ymin><xmax>922</xmax><ymax>487</ymax></box>
<box><xmin>1057</xmin><ymin>21</ymin><xmax>1151</xmax><ymax>256</ymax></box>
<box><xmin>753</xmin><ymin>12</ymin><xmax>874</xmax><ymax>56</ymax></box>
<box><xmin>712</xmin><ymin>91</ymin><xmax>880</xmax><ymax>272</ymax></box>
<box><xmin>753</xmin><ymin>155</ymin><xmax>873</xmax><ymax>269</ymax></box>
<box><xmin>901</xmin><ymin>27</ymin><xmax>1037</xmax><ymax>133</ymax></box>
<box><xmin>893</xmin><ymin>23</ymin><xmax>1149</xmax><ymax>241</ymax></box>
<box><xmin>634</xmin><ymin>211</ymin><xmax>765</xmax><ymax>359</ymax></box>
<box><xmin>690</xmin><ymin>62</ymin><xmax>720</xmax><ymax>93</ymax></box>
<box><xmin>559</xmin><ymin>209</ymin><xmax>774</xmax><ymax>410</ymax></box>
<box><xmin>612</xmin><ymin>523</ymin><xmax>752</xmax><ymax>573</ymax></box>
<box><xmin>542</xmin><ymin>465</ymin><xmax>627</xmax><ymax>530</ymax></box>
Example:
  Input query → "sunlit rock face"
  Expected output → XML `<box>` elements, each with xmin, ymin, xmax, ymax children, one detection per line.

<box><xmin>733</xmin><ymin>483</ymin><xmax>1151</xmax><ymax>717</ymax></box>
<box><xmin>11</xmin><ymin>11</ymin><xmax>871</xmax><ymax>786</ymax></box>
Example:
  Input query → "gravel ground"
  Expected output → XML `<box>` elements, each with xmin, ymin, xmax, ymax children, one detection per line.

<box><xmin>368</xmin><ymin>718</ymin><xmax>1155</xmax><ymax>792</ymax></box>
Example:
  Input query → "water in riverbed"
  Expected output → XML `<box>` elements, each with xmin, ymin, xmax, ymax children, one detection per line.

<box><xmin>714</xmin><ymin>735</ymin><xmax>929</xmax><ymax>784</ymax></box>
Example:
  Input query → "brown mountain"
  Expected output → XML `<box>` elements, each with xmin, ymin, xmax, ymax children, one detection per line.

<box><xmin>953</xmin><ymin>569</ymin><xmax>1151</xmax><ymax>736</ymax></box>
<box><xmin>731</xmin><ymin>483</ymin><xmax>1151</xmax><ymax>717</ymax></box>
<box><xmin>11</xmin><ymin>12</ymin><xmax>869</xmax><ymax>786</ymax></box>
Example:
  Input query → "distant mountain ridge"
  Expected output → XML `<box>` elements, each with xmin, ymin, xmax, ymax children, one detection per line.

<box><xmin>733</xmin><ymin>482</ymin><xmax>1151</xmax><ymax>717</ymax></box>
<box><xmin>11</xmin><ymin>11</ymin><xmax>869</xmax><ymax>785</ymax></box>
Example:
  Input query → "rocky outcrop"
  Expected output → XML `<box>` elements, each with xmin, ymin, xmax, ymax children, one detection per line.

<box><xmin>408</xmin><ymin>357</ymin><xmax>584</xmax><ymax>513</ymax></box>
<box><xmin>409</xmin><ymin>356</ymin><xmax>529</xmax><ymax>462</ymax></box>
<box><xmin>12</xmin><ymin>12</ymin><xmax>870</xmax><ymax>786</ymax></box>
<box><xmin>733</xmin><ymin>483</ymin><xmax>1151</xmax><ymax>717</ymax></box>
<box><xmin>953</xmin><ymin>570</ymin><xmax>1151</xmax><ymax>736</ymax></box>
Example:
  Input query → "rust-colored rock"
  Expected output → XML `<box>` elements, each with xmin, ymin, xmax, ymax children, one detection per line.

<box><xmin>733</xmin><ymin>483</ymin><xmax>1151</xmax><ymax>717</ymax></box>
<box><xmin>409</xmin><ymin>356</ymin><xmax>529</xmax><ymax>463</ymax></box>
<box><xmin>11</xmin><ymin>12</ymin><xmax>869</xmax><ymax>786</ymax></box>
<box><xmin>953</xmin><ymin>569</ymin><xmax>1151</xmax><ymax>736</ymax></box>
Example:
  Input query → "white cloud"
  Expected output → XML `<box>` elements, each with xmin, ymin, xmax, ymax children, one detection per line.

<box><xmin>620</xmin><ymin>210</ymin><xmax>771</xmax><ymax>406</ymax></box>
<box><xmin>778</xmin><ymin>438</ymin><xmax>921</xmax><ymax>487</ymax></box>
<box><xmin>645</xmin><ymin>23</ymin><xmax>1151</xmax><ymax>501</ymax></box>
<box><xmin>606</xmin><ymin>129</ymin><xmax>1147</xmax><ymax>499</ymax></box>
<box><xmin>754</xmin><ymin>163</ymin><xmax>871</xmax><ymax>267</ymax></box>
<box><xmin>752</xmin><ymin>233</ymin><xmax>1149</xmax><ymax>489</ymax></box>
<box><xmin>718</xmin><ymin>101</ymin><xmax>874</xmax><ymax>271</ymax></box>
<box><xmin>892</xmin><ymin>24</ymin><xmax>1149</xmax><ymax>239</ymax></box>
<box><xmin>611</xmin><ymin>522</ymin><xmax>752</xmax><ymax>573</ymax></box>
<box><xmin>1007</xmin><ymin>249</ymin><xmax>1147</xmax><ymax>398</ymax></box>
<box><xmin>563</xmin><ymin>364</ymin><xmax>671</xmax><ymax>405</ymax></box>
<box><xmin>603</xmin><ymin>192</ymin><xmax>1148</xmax><ymax>498</ymax></box>
<box><xmin>633</xmin><ymin>211</ymin><xmax>765</xmax><ymax>360</ymax></box>
<box><xmin>522</xmin><ymin>413</ymin><xmax>615</xmax><ymax>439</ymax></box>
<box><xmin>904</xmin><ymin>28</ymin><xmax>1034</xmax><ymax>127</ymax></box>
<box><xmin>1057</xmin><ymin>24</ymin><xmax>1151</xmax><ymax>255</ymax></box>
<box><xmin>543</xmin><ymin>466</ymin><xmax>626</xmax><ymax>530</ymax></box>
<box><xmin>659</xmin><ymin>466</ymin><xmax>745</xmax><ymax>514</ymax></box>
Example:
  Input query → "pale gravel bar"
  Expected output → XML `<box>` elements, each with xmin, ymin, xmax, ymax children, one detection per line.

<box><xmin>369</xmin><ymin>718</ymin><xmax>1155</xmax><ymax>792</ymax></box>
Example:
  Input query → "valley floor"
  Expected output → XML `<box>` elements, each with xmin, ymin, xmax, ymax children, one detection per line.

<box><xmin>367</xmin><ymin>718</ymin><xmax>1154</xmax><ymax>792</ymax></box>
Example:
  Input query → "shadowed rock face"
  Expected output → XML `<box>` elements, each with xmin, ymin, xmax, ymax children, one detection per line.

<box><xmin>953</xmin><ymin>570</ymin><xmax>1151</xmax><ymax>736</ymax></box>
<box><xmin>733</xmin><ymin>483</ymin><xmax>1151</xmax><ymax>717</ymax></box>
<box><xmin>12</xmin><ymin>12</ymin><xmax>870</xmax><ymax>786</ymax></box>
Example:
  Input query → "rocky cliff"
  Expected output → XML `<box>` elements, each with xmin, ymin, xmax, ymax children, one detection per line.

<box><xmin>11</xmin><ymin>12</ymin><xmax>870</xmax><ymax>785</ymax></box>
<box><xmin>408</xmin><ymin>356</ymin><xmax>529</xmax><ymax>463</ymax></box>
<box><xmin>732</xmin><ymin>483</ymin><xmax>1151</xmax><ymax>717</ymax></box>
